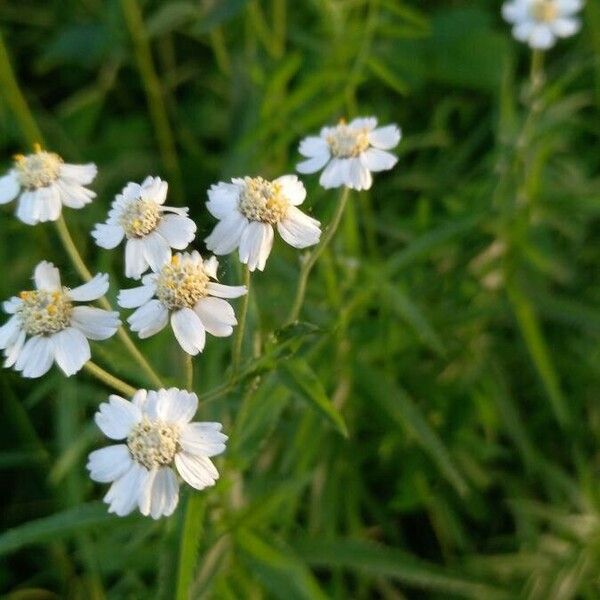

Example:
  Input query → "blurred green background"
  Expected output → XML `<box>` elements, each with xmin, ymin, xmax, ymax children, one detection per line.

<box><xmin>1</xmin><ymin>0</ymin><xmax>599</xmax><ymax>598</ymax></box>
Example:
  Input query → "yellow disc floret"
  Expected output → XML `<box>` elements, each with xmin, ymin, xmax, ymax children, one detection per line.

<box><xmin>119</xmin><ymin>198</ymin><xmax>161</xmax><ymax>238</ymax></box>
<box><xmin>239</xmin><ymin>176</ymin><xmax>289</xmax><ymax>224</ymax></box>
<box><xmin>127</xmin><ymin>418</ymin><xmax>180</xmax><ymax>469</ymax></box>
<box><xmin>17</xmin><ymin>289</ymin><xmax>72</xmax><ymax>336</ymax></box>
<box><xmin>156</xmin><ymin>255</ymin><xmax>209</xmax><ymax>310</ymax></box>
<box><xmin>326</xmin><ymin>122</ymin><xmax>370</xmax><ymax>158</ymax></box>
<box><xmin>14</xmin><ymin>144</ymin><xmax>63</xmax><ymax>190</ymax></box>
<box><xmin>532</xmin><ymin>0</ymin><xmax>558</xmax><ymax>22</ymax></box>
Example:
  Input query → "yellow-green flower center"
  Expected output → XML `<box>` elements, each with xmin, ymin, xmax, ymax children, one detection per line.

<box><xmin>239</xmin><ymin>177</ymin><xmax>288</xmax><ymax>224</ymax></box>
<box><xmin>532</xmin><ymin>0</ymin><xmax>558</xmax><ymax>22</ymax></box>
<box><xmin>127</xmin><ymin>418</ymin><xmax>180</xmax><ymax>469</ymax></box>
<box><xmin>17</xmin><ymin>289</ymin><xmax>72</xmax><ymax>336</ymax></box>
<box><xmin>156</xmin><ymin>255</ymin><xmax>209</xmax><ymax>310</ymax></box>
<box><xmin>326</xmin><ymin>123</ymin><xmax>370</xmax><ymax>158</ymax></box>
<box><xmin>14</xmin><ymin>145</ymin><xmax>63</xmax><ymax>190</ymax></box>
<box><xmin>119</xmin><ymin>198</ymin><xmax>161</xmax><ymax>238</ymax></box>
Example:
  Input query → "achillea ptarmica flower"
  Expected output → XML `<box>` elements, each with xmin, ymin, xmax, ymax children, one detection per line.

<box><xmin>87</xmin><ymin>388</ymin><xmax>227</xmax><ymax>519</ymax></box>
<box><xmin>502</xmin><ymin>0</ymin><xmax>583</xmax><ymax>49</ymax></box>
<box><xmin>204</xmin><ymin>175</ymin><xmax>321</xmax><ymax>271</ymax></box>
<box><xmin>296</xmin><ymin>117</ymin><xmax>401</xmax><ymax>191</ymax></box>
<box><xmin>118</xmin><ymin>251</ymin><xmax>246</xmax><ymax>355</ymax></box>
<box><xmin>0</xmin><ymin>261</ymin><xmax>120</xmax><ymax>378</ymax></box>
<box><xmin>92</xmin><ymin>176</ymin><xmax>196</xmax><ymax>279</ymax></box>
<box><xmin>0</xmin><ymin>144</ymin><xmax>97</xmax><ymax>225</ymax></box>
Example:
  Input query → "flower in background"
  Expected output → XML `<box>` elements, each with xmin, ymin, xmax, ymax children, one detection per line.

<box><xmin>296</xmin><ymin>117</ymin><xmax>401</xmax><ymax>191</ymax></box>
<box><xmin>118</xmin><ymin>251</ymin><xmax>246</xmax><ymax>355</ymax></box>
<box><xmin>502</xmin><ymin>0</ymin><xmax>583</xmax><ymax>49</ymax></box>
<box><xmin>0</xmin><ymin>144</ymin><xmax>97</xmax><ymax>225</ymax></box>
<box><xmin>92</xmin><ymin>176</ymin><xmax>196</xmax><ymax>279</ymax></box>
<box><xmin>88</xmin><ymin>388</ymin><xmax>227</xmax><ymax>519</ymax></box>
<box><xmin>0</xmin><ymin>261</ymin><xmax>119</xmax><ymax>378</ymax></box>
<box><xmin>205</xmin><ymin>175</ymin><xmax>321</xmax><ymax>271</ymax></box>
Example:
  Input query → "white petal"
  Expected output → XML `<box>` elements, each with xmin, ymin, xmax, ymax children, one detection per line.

<box><xmin>348</xmin><ymin>157</ymin><xmax>373</xmax><ymax>190</ymax></box>
<box><xmin>502</xmin><ymin>1</ymin><xmax>529</xmax><ymax>23</ymax></box>
<box><xmin>139</xmin><ymin>467</ymin><xmax>179</xmax><ymax>519</ymax></box>
<box><xmin>56</xmin><ymin>178</ymin><xmax>95</xmax><ymax>209</ymax></box>
<box><xmin>34</xmin><ymin>185</ymin><xmax>62</xmax><ymax>222</ymax></box>
<box><xmin>239</xmin><ymin>221</ymin><xmax>274</xmax><ymax>272</ymax></box>
<box><xmin>154</xmin><ymin>388</ymin><xmax>198</xmax><ymax>424</ymax></box>
<box><xmin>156</xmin><ymin>214</ymin><xmax>196</xmax><ymax>249</ymax></box>
<box><xmin>170</xmin><ymin>308</ymin><xmax>206</xmax><ymax>355</ymax></box>
<box><xmin>275</xmin><ymin>174</ymin><xmax>306</xmax><ymax>205</ymax></box>
<box><xmin>3</xmin><ymin>297</ymin><xmax>22</xmax><ymax>314</ymax></box>
<box><xmin>142</xmin><ymin>232</ymin><xmax>171</xmax><ymax>273</ymax></box>
<box><xmin>15</xmin><ymin>335</ymin><xmax>54</xmax><ymax>378</ymax></box>
<box><xmin>174</xmin><ymin>452</ymin><xmax>219</xmax><ymax>490</ymax></box>
<box><xmin>529</xmin><ymin>24</ymin><xmax>555</xmax><ymax>49</ymax></box>
<box><xmin>87</xmin><ymin>444</ymin><xmax>132</xmax><ymax>483</ymax></box>
<box><xmin>34</xmin><ymin>261</ymin><xmax>61</xmax><ymax>291</ymax></box>
<box><xmin>51</xmin><ymin>327</ymin><xmax>90</xmax><ymax>376</ymax></box>
<box><xmin>0</xmin><ymin>171</ymin><xmax>20</xmax><ymax>204</ymax></box>
<box><xmin>551</xmin><ymin>17</ymin><xmax>580</xmax><ymax>37</ymax></box>
<box><xmin>15</xmin><ymin>191</ymin><xmax>40</xmax><ymax>225</ymax></box>
<box><xmin>194</xmin><ymin>297</ymin><xmax>236</xmax><ymax>337</ymax></box>
<box><xmin>204</xmin><ymin>212</ymin><xmax>248</xmax><ymax>255</ymax></box>
<box><xmin>92</xmin><ymin>223</ymin><xmax>125</xmax><ymax>249</ymax></box>
<box><xmin>319</xmin><ymin>158</ymin><xmax>351</xmax><ymax>189</ymax></box>
<box><xmin>206</xmin><ymin>282</ymin><xmax>247</xmax><ymax>299</ymax></box>
<box><xmin>368</xmin><ymin>125</ymin><xmax>401</xmax><ymax>150</ymax></box>
<box><xmin>95</xmin><ymin>394</ymin><xmax>142</xmax><ymax>440</ymax></box>
<box><xmin>67</xmin><ymin>273</ymin><xmax>109</xmax><ymax>301</ymax></box>
<box><xmin>512</xmin><ymin>20</ymin><xmax>534</xmax><ymax>41</ymax></box>
<box><xmin>361</xmin><ymin>148</ymin><xmax>398</xmax><ymax>172</ymax></box>
<box><xmin>349</xmin><ymin>116</ymin><xmax>377</xmax><ymax>130</ymax></box>
<box><xmin>4</xmin><ymin>329</ymin><xmax>26</xmax><ymax>368</ymax></box>
<box><xmin>296</xmin><ymin>153</ymin><xmax>331</xmax><ymax>174</ymax></box>
<box><xmin>180</xmin><ymin>422</ymin><xmax>228</xmax><ymax>457</ymax></box>
<box><xmin>104</xmin><ymin>463</ymin><xmax>147</xmax><ymax>517</ymax></box>
<box><xmin>140</xmin><ymin>176</ymin><xmax>168</xmax><ymax>205</ymax></box>
<box><xmin>298</xmin><ymin>136</ymin><xmax>330</xmax><ymax>158</ymax></box>
<box><xmin>0</xmin><ymin>316</ymin><xmax>21</xmax><ymax>349</ymax></box>
<box><xmin>206</xmin><ymin>182</ymin><xmax>241</xmax><ymax>219</ymax></box>
<box><xmin>70</xmin><ymin>306</ymin><xmax>120</xmax><ymax>340</ymax></box>
<box><xmin>131</xmin><ymin>389</ymin><xmax>148</xmax><ymax>410</ymax></box>
<box><xmin>118</xmin><ymin>284</ymin><xmax>156</xmax><ymax>309</ymax></box>
<box><xmin>557</xmin><ymin>0</ymin><xmax>583</xmax><ymax>15</ymax></box>
<box><xmin>128</xmin><ymin>299</ymin><xmax>169</xmax><ymax>339</ymax></box>
<box><xmin>60</xmin><ymin>163</ymin><xmax>97</xmax><ymax>185</ymax></box>
<box><xmin>277</xmin><ymin>206</ymin><xmax>321</xmax><ymax>249</ymax></box>
<box><xmin>125</xmin><ymin>238</ymin><xmax>149</xmax><ymax>279</ymax></box>
<box><xmin>203</xmin><ymin>256</ymin><xmax>219</xmax><ymax>279</ymax></box>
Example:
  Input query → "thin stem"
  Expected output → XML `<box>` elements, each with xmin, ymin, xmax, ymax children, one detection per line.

<box><xmin>184</xmin><ymin>353</ymin><xmax>194</xmax><ymax>390</ymax></box>
<box><xmin>287</xmin><ymin>186</ymin><xmax>351</xmax><ymax>323</ymax></box>
<box><xmin>55</xmin><ymin>215</ymin><xmax>164</xmax><ymax>389</ymax></box>
<box><xmin>231</xmin><ymin>265</ymin><xmax>251</xmax><ymax>375</ymax></box>
<box><xmin>83</xmin><ymin>361</ymin><xmax>136</xmax><ymax>397</ymax></box>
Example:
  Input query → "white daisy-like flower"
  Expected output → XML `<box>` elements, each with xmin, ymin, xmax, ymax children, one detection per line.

<box><xmin>204</xmin><ymin>175</ymin><xmax>321</xmax><ymax>271</ymax></box>
<box><xmin>87</xmin><ymin>388</ymin><xmax>227</xmax><ymax>519</ymax></box>
<box><xmin>502</xmin><ymin>0</ymin><xmax>583</xmax><ymax>49</ymax></box>
<box><xmin>296</xmin><ymin>117</ymin><xmax>401</xmax><ymax>191</ymax></box>
<box><xmin>118</xmin><ymin>251</ymin><xmax>246</xmax><ymax>355</ymax></box>
<box><xmin>92</xmin><ymin>176</ymin><xmax>197</xmax><ymax>280</ymax></box>
<box><xmin>0</xmin><ymin>144</ymin><xmax>97</xmax><ymax>225</ymax></box>
<box><xmin>0</xmin><ymin>261</ymin><xmax>120</xmax><ymax>378</ymax></box>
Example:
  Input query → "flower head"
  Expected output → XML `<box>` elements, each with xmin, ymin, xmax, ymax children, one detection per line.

<box><xmin>502</xmin><ymin>0</ymin><xmax>583</xmax><ymax>49</ymax></box>
<box><xmin>296</xmin><ymin>117</ymin><xmax>401</xmax><ymax>191</ymax></box>
<box><xmin>87</xmin><ymin>388</ymin><xmax>227</xmax><ymax>519</ymax></box>
<box><xmin>0</xmin><ymin>261</ymin><xmax>120</xmax><ymax>378</ymax></box>
<box><xmin>92</xmin><ymin>176</ymin><xmax>197</xmax><ymax>279</ymax></box>
<box><xmin>118</xmin><ymin>251</ymin><xmax>246</xmax><ymax>355</ymax></box>
<box><xmin>204</xmin><ymin>175</ymin><xmax>321</xmax><ymax>271</ymax></box>
<box><xmin>0</xmin><ymin>144</ymin><xmax>97</xmax><ymax>225</ymax></box>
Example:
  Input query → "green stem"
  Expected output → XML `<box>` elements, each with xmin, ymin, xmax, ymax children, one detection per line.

<box><xmin>231</xmin><ymin>265</ymin><xmax>251</xmax><ymax>375</ymax></box>
<box><xmin>83</xmin><ymin>361</ymin><xmax>136</xmax><ymax>397</ymax></box>
<box><xmin>55</xmin><ymin>215</ymin><xmax>164</xmax><ymax>389</ymax></box>
<box><xmin>184</xmin><ymin>353</ymin><xmax>194</xmax><ymax>390</ymax></box>
<box><xmin>287</xmin><ymin>186</ymin><xmax>351</xmax><ymax>323</ymax></box>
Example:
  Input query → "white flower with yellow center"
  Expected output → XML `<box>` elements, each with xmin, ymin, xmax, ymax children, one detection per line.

<box><xmin>118</xmin><ymin>251</ymin><xmax>246</xmax><ymax>355</ymax></box>
<box><xmin>502</xmin><ymin>0</ymin><xmax>583</xmax><ymax>49</ymax></box>
<box><xmin>204</xmin><ymin>175</ymin><xmax>321</xmax><ymax>271</ymax></box>
<box><xmin>92</xmin><ymin>176</ymin><xmax>197</xmax><ymax>279</ymax></box>
<box><xmin>87</xmin><ymin>388</ymin><xmax>227</xmax><ymax>519</ymax></box>
<box><xmin>0</xmin><ymin>262</ymin><xmax>120</xmax><ymax>378</ymax></box>
<box><xmin>0</xmin><ymin>144</ymin><xmax>97</xmax><ymax>225</ymax></box>
<box><xmin>296</xmin><ymin>117</ymin><xmax>401</xmax><ymax>191</ymax></box>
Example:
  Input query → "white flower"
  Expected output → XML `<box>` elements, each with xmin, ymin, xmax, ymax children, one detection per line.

<box><xmin>0</xmin><ymin>144</ymin><xmax>97</xmax><ymax>225</ymax></box>
<box><xmin>296</xmin><ymin>117</ymin><xmax>401</xmax><ymax>191</ymax></box>
<box><xmin>118</xmin><ymin>251</ymin><xmax>246</xmax><ymax>355</ymax></box>
<box><xmin>502</xmin><ymin>0</ymin><xmax>583</xmax><ymax>49</ymax></box>
<box><xmin>0</xmin><ymin>261</ymin><xmax>120</xmax><ymax>378</ymax></box>
<box><xmin>204</xmin><ymin>175</ymin><xmax>321</xmax><ymax>271</ymax></box>
<box><xmin>92</xmin><ymin>176</ymin><xmax>197</xmax><ymax>280</ymax></box>
<box><xmin>87</xmin><ymin>388</ymin><xmax>227</xmax><ymax>519</ymax></box>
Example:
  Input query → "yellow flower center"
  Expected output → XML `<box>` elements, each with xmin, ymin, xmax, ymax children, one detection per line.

<box><xmin>119</xmin><ymin>198</ymin><xmax>161</xmax><ymax>238</ymax></box>
<box><xmin>156</xmin><ymin>255</ymin><xmax>209</xmax><ymax>310</ymax></box>
<box><xmin>326</xmin><ymin>122</ymin><xmax>370</xmax><ymax>158</ymax></box>
<box><xmin>17</xmin><ymin>289</ymin><xmax>72</xmax><ymax>336</ymax></box>
<box><xmin>14</xmin><ymin>144</ymin><xmax>63</xmax><ymax>189</ymax></box>
<box><xmin>238</xmin><ymin>177</ymin><xmax>288</xmax><ymax>224</ymax></box>
<box><xmin>127</xmin><ymin>418</ymin><xmax>180</xmax><ymax>469</ymax></box>
<box><xmin>532</xmin><ymin>0</ymin><xmax>558</xmax><ymax>22</ymax></box>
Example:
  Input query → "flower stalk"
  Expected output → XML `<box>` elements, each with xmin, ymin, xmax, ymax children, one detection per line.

<box><xmin>231</xmin><ymin>265</ymin><xmax>251</xmax><ymax>375</ymax></box>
